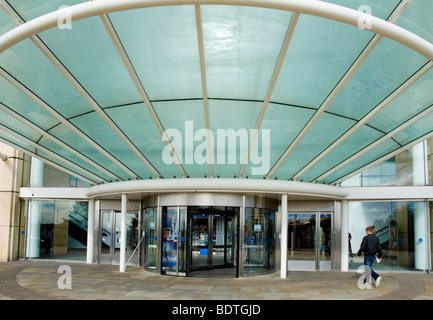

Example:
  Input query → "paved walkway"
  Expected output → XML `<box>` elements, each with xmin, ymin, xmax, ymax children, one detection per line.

<box><xmin>0</xmin><ymin>260</ymin><xmax>432</xmax><ymax>300</ymax></box>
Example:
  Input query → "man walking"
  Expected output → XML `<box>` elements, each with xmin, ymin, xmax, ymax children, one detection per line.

<box><xmin>358</xmin><ymin>226</ymin><xmax>383</xmax><ymax>287</ymax></box>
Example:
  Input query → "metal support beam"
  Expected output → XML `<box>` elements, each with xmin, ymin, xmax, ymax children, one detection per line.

<box><xmin>86</xmin><ymin>198</ymin><xmax>95</xmax><ymax>264</ymax></box>
<box><xmin>280</xmin><ymin>193</ymin><xmax>288</xmax><ymax>278</ymax></box>
<box><xmin>120</xmin><ymin>193</ymin><xmax>128</xmax><ymax>272</ymax></box>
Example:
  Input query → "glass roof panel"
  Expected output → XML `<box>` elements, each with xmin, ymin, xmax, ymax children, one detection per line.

<box><xmin>323</xmin><ymin>139</ymin><xmax>400</xmax><ymax>184</ymax></box>
<box><xmin>366</xmin><ymin>66</ymin><xmax>433</xmax><ymax>133</ymax></box>
<box><xmin>272</xmin><ymin>113</ymin><xmax>356</xmax><ymax>179</ymax></box>
<box><xmin>70</xmin><ymin>111</ymin><xmax>155</xmax><ymax>179</ymax></box>
<box><xmin>153</xmin><ymin>99</ymin><xmax>206</xmax><ymax>178</ymax></box>
<box><xmin>396</xmin><ymin>0</ymin><xmax>433</xmax><ymax>44</ymax></box>
<box><xmin>38</xmin><ymin>136</ymin><xmax>112</xmax><ymax>182</ymax></box>
<box><xmin>108</xmin><ymin>6</ymin><xmax>202</xmax><ymax>101</ymax></box>
<box><xmin>0</xmin><ymin>129</ymin><xmax>36</xmax><ymax>154</ymax></box>
<box><xmin>47</xmin><ymin>123</ymin><xmax>130</xmax><ymax>181</ymax></box>
<box><xmin>0</xmin><ymin>75</ymin><xmax>59</xmax><ymax>130</ymax></box>
<box><xmin>209</xmin><ymin>99</ymin><xmax>263</xmax><ymax>178</ymax></box>
<box><xmin>271</xmin><ymin>14</ymin><xmax>373</xmax><ymax>108</ymax></box>
<box><xmin>105</xmin><ymin>102</ymin><xmax>183</xmax><ymax>178</ymax></box>
<box><xmin>201</xmin><ymin>5</ymin><xmax>292</xmax><ymax>100</ymax></box>
<box><xmin>0</xmin><ymin>110</ymin><xmax>42</xmax><ymax>142</ymax></box>
<box><xmin>392</xmin><ymin>112</ymin><xmax>433</xmax><ymax>146</ymax></box>
<box><xmin>0</xmin><ymin>39</ymin><xmax>91</xmax><ymax>119</ymax></box>
<box><xmin>326</xmin><ymin>37</ymin><xmax>429</xmax><ymax>120</ymax></box>
<box><xmin>6</xmin><ymin>0</ymin><xmax>83</xmax><ymax>21</ymax></box>
<box><xmin>35</xmin><ymin>148</ymin><xmax>95</xmax><ymax>183</ymax></box>
<box><xmin>35</xmin><ymin>16</ymin><xmax>142</xmax><ymax>108</ymax></box>
<box><xmin>0</xmin><ymin>8</ymin><xmax>16</xmax><ymax>36</ymax></box>
<box><xmin>300</xmin><ymin>125</ymin><xmax>385</xmax><ymax>182</ymax></box>
<box><xmin>243</xmin><ymin>104</ymin><xmax>315</xmax><ymax>178</ymax></box>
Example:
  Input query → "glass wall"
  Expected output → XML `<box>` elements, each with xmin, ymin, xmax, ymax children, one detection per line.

<box><xmin>349</xmin><ymin>201</ymin><xmax>429</xmax><ymax>271</ymax></box>
<box><xmin>26</xmin><ymin>199</ymin><xmax>88</xmax><ymax>261</ymax></box>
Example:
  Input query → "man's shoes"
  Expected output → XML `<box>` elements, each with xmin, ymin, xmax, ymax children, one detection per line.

<box><xmin>375</xmin><ymin>276</ymin><xmax>382</xmax><ymax>287</ymax></box>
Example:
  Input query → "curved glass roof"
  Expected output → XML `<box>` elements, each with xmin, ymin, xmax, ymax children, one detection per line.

<box><xmin>0</xmin><ymin>0</ymin><xmax>432</xmax><ymax>185</ymax></box>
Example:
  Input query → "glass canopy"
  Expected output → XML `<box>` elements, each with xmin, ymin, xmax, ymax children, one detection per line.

<box><xmin>0</xmin><ymin>0</ymin><xmax>432</xmax><ymax>185</ymax></box>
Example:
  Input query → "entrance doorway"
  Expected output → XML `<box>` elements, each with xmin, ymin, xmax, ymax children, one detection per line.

<box><xmin>99</xmin><ymin>210</ymin><xmax>139</xmax><ymax>265</ymax></box>
<box><xmin>188</xmin><ymin>207</ymin><xmax>237</xmax><ymax>274</ymax></box>
<box><xmin>288</xmin><ymin>212</ymin><xmax>332</xmax><ymax>271</ymax></box>
<box><xmin>158</xmin><ymin>206</ymin><xmax>239</xmax><ymax>276</ymax></box>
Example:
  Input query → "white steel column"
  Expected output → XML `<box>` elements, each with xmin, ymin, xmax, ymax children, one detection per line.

<box><xmin>120</xmin><ymin>193</ymin><xmax>128</xmax><ymax>272</ymax></box>
<box><xmin>26</xmin><ymin>158</ymin><xmax>44</xmax><ymax>258</ymax></box>
<box><xmin>86</xmin><ymin>198</ymin><xmax>95</xmax><ymax>264</ymax></box>
<box><xmin>341</xmin><ymin>200</ymin><xmax>349</xmax><ymax>272</ymax></box>
<box><xmin>280</xmin><ymin>193</ymin><xmax>288</xmax><ymax>278</ymax></box>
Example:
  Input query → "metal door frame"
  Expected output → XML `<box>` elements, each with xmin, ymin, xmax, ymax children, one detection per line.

<box><xmin>288</xmin><ymin>211</ymin><xmax>333</xmax><ymax>271</ymax></box>
<box><xmin>186</xmin><ymin>207</ymin><xmax>238</xmax><ymax>275</ymax></box>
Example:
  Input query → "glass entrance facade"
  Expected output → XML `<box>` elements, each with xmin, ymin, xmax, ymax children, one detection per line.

<box><xmin>140</xmin><ymin>193</ymin><xmax>277</xmax><ymax>277</ymax></box>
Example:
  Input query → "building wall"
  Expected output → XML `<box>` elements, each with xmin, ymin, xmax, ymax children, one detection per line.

<box><xmin>0</xmin><ymin>142</ymin><xmax>29</xmax><ymax>261</ymax></box>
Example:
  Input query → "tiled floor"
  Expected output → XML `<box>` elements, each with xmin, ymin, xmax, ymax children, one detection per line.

<box><xmin>0</xmin><ymin>260</ymin><xmax>432</xmax><ymax>300</ymax></box>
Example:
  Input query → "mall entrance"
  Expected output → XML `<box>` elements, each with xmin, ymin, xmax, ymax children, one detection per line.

<box><xmin>141</xmin><ymin>193</ymin><xmax>277</xmax><ymax>277</ymax></box>
<box><xmin>188</xmin><ymin>207</ymin><xmax>238</xmax><ymax>275</ymax></box>
<box><xmin>288</xmin><ymin>212</ymin><xmax>333</xmax><ymax>271</ymax></box>
<box><xmin>160</xmin><ymin>206</ymin><xmax>238</xmax><ymax>277</ymax></box>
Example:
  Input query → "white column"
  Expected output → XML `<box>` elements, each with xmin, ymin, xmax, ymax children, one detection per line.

<box><xmin>412</xmin><ymin>142</ymin><xmax>426</xmax><ymax>185</ymax></box>
<box><xmin>341</xmin><ymin>200</ymin><xmax>349</xmax><ymax>272</ymax></box>
<box><xmin>414</xmin><ymin>201</ymin><xmax>427</xmax><ymax>270</ymax></box>
<box><xmin>26</xmin><ymin>158</ymin><xmax>44</xmax><ymax>258</ymax></box>
<box><xmin>120</xmin><ymin>193</ymin><xmax>127</xmax><ymax>272</ymax></box>
<box><xmin>86</xmin><ymin>198</ymin><xmax>95</xmax><ymax>264</ymax></box>
<box><xmin>280</xmin><ymin>193</ymin><xmax>288</xmax><ymax>279</ymax></box>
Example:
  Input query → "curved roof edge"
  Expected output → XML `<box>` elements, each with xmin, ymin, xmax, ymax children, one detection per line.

<box><xmin>1</xmin><ymin>0</ymin><xmax>433</xmax><ymax>61</ymax></box>
<box><xmin>85</xmin><ymin>178</ymin><xmax>349</xmax><ymax>199</ymax></box>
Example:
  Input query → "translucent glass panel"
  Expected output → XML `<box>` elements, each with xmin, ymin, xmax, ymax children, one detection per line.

<box><xmin>243</xmin><ymin>104</ymin><xmax>314</xmax><ymax>178</ymax></box>
<box><xmin>0</xmin><ymin>76</ymin><xmax>59</xmax><ymax>130</ymax></box>
<box><xmin>0</xmin><ymin>39</ymin><xmax>91</xmax><ymax>119</ymax></box>
<box><xmin>323</xmin><ymin>139</ymin><xmax>400</xmax><ymax>184</ymax></box>
<box><xmin>47</xmin><ymin>123</ymin><xmax>131</xmax><ymax>181</ymax></box>
<box><xmin>70</xmin><ymin>109</ymin><xmax>156</xmax><ymax>179</ymax></box>
<box><xmin>36</xmin><ymin>16</ymin><xmax>142</xmax><ymax>108</ymax></box>
<box><xmin>201</xmin><ymin>6</ymin><xmax>291</xmax><ymax>100</ymax></box>
<box><xmin>271</xmin><ymin>14</ymin><xmax>373</xmax><ymax>108</ymax></box>
<box><xmin>0</xmin><ymin>109</ymin><xmax>42</xmax><ymax>142</ymax></box>
<box><xmin>0</xmin><ymin>8</ymin><xmax>16</xmax><ymax>36</ymax></box>
<box><xmin>393</xmin><ymin>112</ymin><xmax>433</xmax><ymax>146</ymax></box>
<box><xmin>300</xmin><ymin>125</ymin><xmax>384</xmax><ymax>182</ymax></box>
<box><xmin>396</xmin><ymin>0</ymin><xmax>433</xmax><ymax>44</ymax></box>
<box><xmin>326</xmin><ymin>37</ymin><xmax>429</xmax><ymax>120</ymax></box>
<box><xmin>209</xmin><ymin>100</ymin><xmax>262</xmax><ymax>178</ymax></box>
<box><xmin>367</xmin><ymin>66</ymin><xmax>433</xmax><ymax>133</ymax></box>
<box><xmin>153</xmin><ymin>99</ymin><xmax>206</xmax><ymax>177</ymax></box>
<box><xmin>7</xmin><ymin>0</ymin><xmax>83</xmax><ymax>21</ymax></box>
<box><xmin>108</xmin><ymin>6</ymin><xmax>202</xmax><ymax>101</ymax></box>
<box><xmin>273</xmin><ymin>113</ymin><xmax>356</xmax><ymax>180</ymax></box>
<box><xmin>38</xmin><ymin>137</ymin><xmax>113</xmax><ymax>182</ymax></box>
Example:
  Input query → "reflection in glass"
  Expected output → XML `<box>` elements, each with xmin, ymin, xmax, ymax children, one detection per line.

<box><xmin>349</xmin><ymin>201</ymin><xmax>428</xmax><ymax>271</ymax></box>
